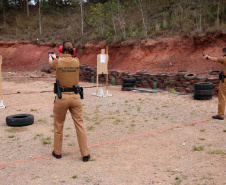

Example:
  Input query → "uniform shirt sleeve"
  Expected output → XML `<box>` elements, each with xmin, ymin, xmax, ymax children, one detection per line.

<box><xmin>217</xmin><ymin>57</ymin><xmax>226</xmax><ymax>64</ymax></box>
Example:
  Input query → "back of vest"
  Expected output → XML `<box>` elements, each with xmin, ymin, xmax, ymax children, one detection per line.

<box><xmin>56</xmin><ymin>57</ymin><xmax>79</xmax><ymax>88</ymax></box>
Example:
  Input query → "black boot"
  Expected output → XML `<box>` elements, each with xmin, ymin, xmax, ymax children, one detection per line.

<box><xmin>52</xmin><ymin>151</ymin><xmax>62</xmax><ymax>159</ymax></box>
<box><xmin>212</xmin><ymin>115</ymin><xmax>224</xmax><ymax>120</ymax></box>
<box><xmin>83</xmin><ymin>154</ymin><xmax>90</xmax><ymax>162</ymax></box>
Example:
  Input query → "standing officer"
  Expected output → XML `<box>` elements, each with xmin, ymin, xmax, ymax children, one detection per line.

<box><xmin>204</xmin><ymin>48</ymin><xmax>226</xmax><ymax>120</ymax></box>
<box><xmin>49</xmin><ymin>41</ymin><xmax>90</xmax><ymax>161</ymax></box>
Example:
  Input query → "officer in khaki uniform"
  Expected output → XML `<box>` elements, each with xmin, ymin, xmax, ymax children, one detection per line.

<box><xmin>49</xmin><ymin>41</ymin><xmax>90</xmax><ymax>161</ymax></box>
<box><xmin>204</xmin><ymin>48</ymin><xmax>226</xmax><ymax>120</ymax></box>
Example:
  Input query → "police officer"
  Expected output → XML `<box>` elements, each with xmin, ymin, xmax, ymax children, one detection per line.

<box><xmin>204</xmin><ymin>48</ymin><xmax>226</xmax><ymax>120</ymax></box>
<box><xmin>49</xmin><ymin>41</ymin><xmax>90</xmax><ymax>161</ymax></box>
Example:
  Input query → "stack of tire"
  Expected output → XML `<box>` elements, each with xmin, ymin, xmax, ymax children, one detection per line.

<box><xmin>194</xmin><ymin>82</ymin><xmax>213</xmax><ymax>100</ymax></box>
<box><xmin>122</xmin><ymin>78</ymin><xmax>136</xmax><ymax>91</ymax></box>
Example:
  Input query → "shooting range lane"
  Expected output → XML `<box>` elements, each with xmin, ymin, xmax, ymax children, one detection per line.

<box><xmin>1</xmin><ymin>73</ymin><xmax>225</xmax><ymax>184</ymax></box>
<box><xmin>0</xmin><ymin>116</ymin><xmax>214</xmax><ymax>168</ymax></box>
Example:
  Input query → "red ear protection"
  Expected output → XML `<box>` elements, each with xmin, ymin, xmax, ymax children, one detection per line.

<box><xmin>58</xmin><ymin>42</ymin><xmax>76</xmax><ymax>55</ymax></box>
<box><xmin>72</xmin><ymin>48</ymin><xmax>76</xmax><ymax>55</ymax></box>
<box><xmin>58</xmin><ymin>45</ymin><xmax>63</xmax><ymax>53</ymax></box>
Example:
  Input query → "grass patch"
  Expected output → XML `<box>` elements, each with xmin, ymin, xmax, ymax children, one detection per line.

<box><xmin>199</xmin><ymin>138</ymin><xmax>205</xmax><ymax>140</ymax></box>
<box><xmin>208</xmin><ymin>150</ymin><xmax>225</xmax><ymax>154</ymax></box>
<box><xmin>200</xmin><ymin>129</ymin><xmax>205</xmax><ymax>132</ymax></box>
<box><xmin>8</xmin><ymin>135</ymin><xmax>15</xmax><ymax>138</ymax></box>
<box><xmin>88</xmin><ymin>126</ymin><xmax>94</xmax><ymax>130</ymax></box>
<box><xmin>193</xmin><ymin>145</ymin><xmax>204</xmax><ymax>151</ymax></box>
<box><xmin>86</xmin><ymin>178</ymin><xmax>92</xmax><ymax>182</ymax></box>
<box><xmin>72</xmin><ymin>175</ymin><xmax>77</xmax><ymax>179</ymax></box>
<box><xmin>114</xmin><ymin>118</ymin><xmax>121</xmax><ymax>125</ymax></box>
<box><xmin>30</xmin><ymin>108</ymin><xmax>37</xmax><ymax>111</ymax></box>
<box><xmin>42</xmin><ymin>137</ymin><xmax>51</xmax><ymax>145</ymax></box>
<box><xmin>5</xmin><ymin>128</ymin><xmax>16</xmax><ymax>133</ymax></box>
<box><xmin>174</xmin><ymin>178</ymin><xmax>182</xmax><ymax>185</ymax></box>
<box><xmin>37</xmin><ymin>133</ymin><xmax>43</xmax><ymax>137</ymax></box>
<box><xmin>68</xmin><ymin>142</ymin><xmax>75</xmax><ymax>146</ymax></box>
<box><xmin>38</xmin><ymin>118</ymin><xmax>47</xmax><ymax>124</ymax></box>
<box><xmin>65</xmin><ymin>134</ymin><xmax>70</xmax><ymax>137</ymax></box>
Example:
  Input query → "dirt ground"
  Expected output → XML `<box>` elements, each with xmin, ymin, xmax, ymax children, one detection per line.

<box><xmin>0</xmin><ymin>71</ymin><xmax>225</xmax><ymax>185</ymax></box>
<box><xmin>1</xmin><ymin>34</ymin><xmax>226</xmax><ymax>74</ymax></box>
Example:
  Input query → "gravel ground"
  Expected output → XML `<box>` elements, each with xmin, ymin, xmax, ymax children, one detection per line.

<box><xmin>0</xmin><ymin>72</ymin><xmax>225</xmax><ymax>185</ymax></box>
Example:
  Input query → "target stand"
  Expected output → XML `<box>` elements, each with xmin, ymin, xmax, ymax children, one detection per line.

<box><xmin>0</xmin><ymin>55</ymin><xmax>6</xmax><ymax>109</ymax></box>
<box><xmin>92</xmin><ymin>47</ymin><xmax>112</xmax><ymax>98</ymax></box>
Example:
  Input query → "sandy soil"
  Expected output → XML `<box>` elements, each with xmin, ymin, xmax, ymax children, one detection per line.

<box><xmin>0</xmin><ymin>72</ymin><xmax>225</xmax><ymax>185</ymax></box>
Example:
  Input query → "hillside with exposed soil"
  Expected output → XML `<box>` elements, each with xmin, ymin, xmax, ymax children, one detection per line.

<box><xmin>0</xmin><ymin>33</ymin><xmax>225</xmax><ymax>75</ymax></box>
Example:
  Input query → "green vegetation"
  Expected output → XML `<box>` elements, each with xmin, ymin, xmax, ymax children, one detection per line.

<box><xmin>193</xmin><ymin>145</ymin><xmax>204</xmax><ymax>151</ymax></box>
<box><xmin>42</xmin><ymin>137</ymin><xmax>51</xmax><ymax>144</ymax></box>
<box><xmin>38</xmin><ymin>118</ymin><xmax>47</xmax><ymax>124</ymax></box>
<box><xmin>5</xmin><ymin>128</ymin><xmax>16</xmax><ymax>133</ymax></box>
<box><xmin>30</xmin><ymin>108</ymin><xmax>37</xmax><ymax>111</ymax></box>
<box><xmin>0</xmin><ymin>0</ymin><xmax>225</xmax><ymax>44</ymax></box>
<box><xmin>208</xmin><ymin>150</ymin><xmax>225</xmax><ymax>154</ymax></box>
<box><xmin>68</xmin><ymin>142</ymin><xmax>75</xmax><ymax>146</ymax></box>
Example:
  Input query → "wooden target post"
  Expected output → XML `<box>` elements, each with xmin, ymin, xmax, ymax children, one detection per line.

<box><xmin>92</xmin><ymin>47</ymin><xmax>112</xmax><ymax>97</ymax></box>
<box><xmin>0</xmin><ymin>55</ymin><xmax>6</xmax><ymax>109</ymax></box>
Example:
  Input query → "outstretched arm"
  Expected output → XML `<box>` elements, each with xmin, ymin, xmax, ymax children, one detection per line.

<box><xmin>203</xmin><ymin>54</ymin><xmax>218</xmax><ymax>62</ymax></box>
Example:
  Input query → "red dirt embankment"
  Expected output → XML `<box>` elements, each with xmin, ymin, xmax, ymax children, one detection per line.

<box><xmin>0</xmin><ymin>33</ymin><xmax>225</xmax><ymax>74</ymax></box>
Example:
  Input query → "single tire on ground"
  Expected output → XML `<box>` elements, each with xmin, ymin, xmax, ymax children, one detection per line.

<box><xmin>195</xmin><ymin>82</ymin><xmax>213</xmax><ymax>90</ymax></box>
<box><xmin>194</xmin><ymin>89</ymin><xmax>213</xmax><ymax>95</ymax></box>
<box><xmin>194</xmin><ymin>94</ymin><xmax>212</xmax><ymax>100</ymax></box>
<box><xmin>123</xmin><ymin>78</ymin><xmax>136</xmax><ymax>83</ymax></box>
<box><xmin>122</xmin><ymin>82</ymin><xmax>135</xmax><ymax>87</ymax></box>
<box><xmin>6</xmin><ymin>114</ymin><xmax>34</xmax><ymax>127</ymax></box>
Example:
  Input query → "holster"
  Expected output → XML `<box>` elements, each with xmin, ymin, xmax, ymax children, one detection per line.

<box><xmin>73</xmin><ymin>85</ymin><xmax>84</xmax><ymax>99</ymax></box>
<box><xmin>54</xmin><ymin>79</ymin><xmax>62</xmax><ymax>99</ymax></box>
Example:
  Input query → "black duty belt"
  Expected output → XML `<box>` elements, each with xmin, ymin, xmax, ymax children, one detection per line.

<box><xmin>60</xmin><ymin>87</ymin><xmax>75</xmax><ymax>92</ymax></box>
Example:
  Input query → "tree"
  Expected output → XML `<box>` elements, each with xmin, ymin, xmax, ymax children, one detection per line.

<box><xmin>71</xmin><ymin>0</ymin><xmax>87</xmax><ymax>36</ymax></box>
<box><xmin>134</xmin><ymin>0</ymin><xmax>147</xmax><ymax>38</ymax></box>
<box><xmin>89</xmin><ymin>2</ymin><xmax>106</xmax><ymax>37</ymax></box>
<box><xmin>39</xmin><ymin>0</ymin><xmax>42</xmax><ymax>35</ymax></box>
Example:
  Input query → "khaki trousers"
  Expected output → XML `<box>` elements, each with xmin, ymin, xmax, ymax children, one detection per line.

<box><xmin>53</xmin><ymin>92</ymin><xmax>89</xmax><ymax>156</ymax></box>
<box><xmin>218</xmin><ymin>81</ymin><xmax>226</xmax><ymax>117</ymax></box>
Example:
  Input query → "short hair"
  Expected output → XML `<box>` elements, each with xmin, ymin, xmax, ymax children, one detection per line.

<box><xmin>223</xmin><ymin>48</ymin><xmax>226</xmax><ymax>53</ymax></box>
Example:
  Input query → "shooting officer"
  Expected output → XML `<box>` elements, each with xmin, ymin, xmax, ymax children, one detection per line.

<box><xmin>204</xmin><ymin>48</ymin><xmax>226</xmax><ymax>120</ymax></box>
<box><xmin>49</xmin><ymin>41</ymin><xmax>90</xmax><ymax>161</ymax></box>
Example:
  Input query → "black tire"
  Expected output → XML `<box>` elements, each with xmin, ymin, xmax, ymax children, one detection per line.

<box><xmin>194</xmin><ymin>89</ymin><xmax>213</xmax><ymax>95</ymax></box>
<box><xmin>209</xmin><ymin>70</ymin><xmax>221</xmax><ymax>75</ymax></box>
<box><xmin>122</xmin><ymin>82</ymin><xmax>135</xmax><ymax>87</ymax></box>
<box><xmin>194</xmin><ymin>94</ymin><xmax>212</xmax><ymax>100</ymax></box>
<box><xmin>122</xmin><ymin>78</ymin><xmax>136</xmax><ymax>83</ymax></box>
<box><xmin>122</xmin><ymin>87</ymin><xmax>134</xmax><ymax>91</ymax></box>
<box><xmin>6</xmin><ymin>114</ymin><xmax>34</xmax><ymax>127</ymax></box>
<box><xmin>195</xmin><ymin>82</ymin><xmax>213</xmax><ymax>90</ymax></box>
